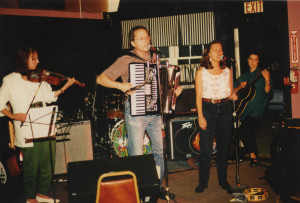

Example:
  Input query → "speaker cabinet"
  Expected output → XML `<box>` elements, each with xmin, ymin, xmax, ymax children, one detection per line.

<box><xmin>167</xmin><ymin>116</ymin><xmax>198</xmax><ymax>160</ymax></box>
<box><xmin>265</xmin><ymin>119</ymin><xmax>300</xmax><ymax>199</ymax></box>
<box><xmin>174</xmin><ymin>87</ymin><xmax>197</xmax><ymax>114</ymax></box>
<box><xmin>55</xmin><ymin>120</ymin><xmax>93</xmax><ymax>175</ymax></box>
<box><xmin>67</xmin><ymin>154</ymin><xmax>160</xmax><ymax>203</ymax></box>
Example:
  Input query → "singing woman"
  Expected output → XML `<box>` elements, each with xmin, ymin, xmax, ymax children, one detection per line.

<box><xmin>195</xmin><ymin>40</ymin><xmax>237</xmax><ymax>193</ymax></box>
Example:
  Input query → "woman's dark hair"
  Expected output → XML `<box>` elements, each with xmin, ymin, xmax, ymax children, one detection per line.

<box><xmin>15</xmin><ymin>46</ymin><xmax>37</xmax><ymax>77</ymax></box>
<box><xmin>200</xmin><ymin>40</ymin><xmax>226</xmax><ymax>69</ymax></box>
<box><xmin>247</xmin><ymin>51</ymin><xmax>260</xmax><ymax>60</ymax></box>
<box><xmin>128</xmin><ymin>26</ymin><xmax>150</xmax><ymax>50</ymax></box>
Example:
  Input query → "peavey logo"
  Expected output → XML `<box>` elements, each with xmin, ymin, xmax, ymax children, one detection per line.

<box><xmin>181</xmin><ymin>122</ymin><xmax>193</xmax><ymax>129</ymax></box>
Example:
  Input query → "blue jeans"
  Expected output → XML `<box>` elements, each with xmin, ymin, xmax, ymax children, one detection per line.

<box><xmin>124</xmin><ymin>101</ymin><xmax>164</xmax><ymax>183</ymax></box>
<box><xmin>198</xmin><ymin>101</ymin><xmax>232</xmax><ymax>185</ymax></box>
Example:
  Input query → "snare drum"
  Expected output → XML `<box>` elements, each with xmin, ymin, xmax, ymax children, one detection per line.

<box><xmin>110</xmin><ymin>119</ymin><xmax>152</xmax><ymax>157</ymax></box>
<box><xmin>105</xmin><ymin>94</ymin><xmax>124</xmax><ymax>119</ymax></box>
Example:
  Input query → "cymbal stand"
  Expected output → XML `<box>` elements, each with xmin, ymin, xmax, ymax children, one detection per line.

<box><xmin>91</xmin><ymin>76</ymin><xmax>99</xmax><ymax>142</ymax></box>
<box><xmin>91</xmin><ymin>78</ymin><xmax>110</xmax><ymax>158</ymax></box>
<box><xmin>93</xmin><ymin>78</ymin><xmax>118</xmax><ymax>158</ymax></box>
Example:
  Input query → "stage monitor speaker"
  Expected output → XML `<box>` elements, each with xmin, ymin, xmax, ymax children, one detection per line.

<box><xmin>55</xmin><ymin>120</ymin><xmax>93</xmax><ymax>175</ymax></box>
<box><xmin>174</xmin><ymin>87</ymin><xmax>197</xmax><ymax>114</ymax></box>
<box><xmin>67</xmin><ymin>154</ymin><xmax>160</xmax><ymax>203</ymax></box>
<box><xmin>167</xmin><ymin>116</ymin><xmax>198</xmax><ymax>160</ymax></box>
<box><xmin>265</xmin><ymin>120</ymin><xmax>300</xmax><ymax>200</ymax></box>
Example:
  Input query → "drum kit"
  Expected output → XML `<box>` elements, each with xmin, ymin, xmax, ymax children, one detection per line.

<box><xmin>97</xmin><ymin>93</ymin><xmax>152</xmax><ymax>157</ymax></box>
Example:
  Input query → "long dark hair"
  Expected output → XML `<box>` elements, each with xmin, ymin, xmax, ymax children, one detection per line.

<box><xmin>15</xmin><ymin>46</ymin><xmax>37</xmax><ymax>77</ymax></box>
<box><xmin>128</xmin><ymin>25</ymin><xmax>150</xmax><ymax>50</ymax></box>
<box><xmin>200</xmin><ymin>40</ymin><xmax>226</xmax><ymax>69</ymax></box>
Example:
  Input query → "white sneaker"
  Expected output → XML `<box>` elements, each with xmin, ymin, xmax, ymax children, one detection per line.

<box><xmin>36</xmin><ymin>196</ymin><xmax>60</xmax><ymax>203</ymax></box>
<box><xmin>26</xmin><ymin>200</ymin><xmax>38</xmax><ymax>203</ymax></box>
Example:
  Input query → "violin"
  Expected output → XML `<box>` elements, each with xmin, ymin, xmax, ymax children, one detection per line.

<box><xmin>29</xmin><ymin>68</ymin><xmax>85</xmax><ymax>87</ymax></box>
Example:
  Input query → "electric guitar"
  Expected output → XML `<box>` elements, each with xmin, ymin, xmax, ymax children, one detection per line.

<box><xmin>188</xmin><ymin>118</ymin><xmax>217</xmax><ymax>154</ymax></box>
<box><xmin>187</xmin><ymin>118</ymin><xmax>217</xmax><ymax>169</ymax></box>
<box><xmin>6</xmin><ymin>104</ymin><xmax>23</xmax><ymax>178</ymax></box>
<box><xmin>234</xmin><ymin>62</ymin><xmax>278</xmax><ymax>117</ymax></box>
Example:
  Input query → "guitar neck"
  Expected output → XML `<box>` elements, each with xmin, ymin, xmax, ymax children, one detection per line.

<box><xmin>6</xmin><ymin>104</ymin><xmax>15</xmax><ymax>149</ymax></box>
<box><xmin>243</xmin><ymin>62</ymin><xmax>277</xmax><ymax>90</ymax></box>
<box><xmin>8</xmin><ymin>120</ymin><xmax>15</xmax><ymax>149</ymax></box>
<box><xmin>247</xmin><ymin>70</ymin><xmax>263</xmax><ymax>87</ymax></box>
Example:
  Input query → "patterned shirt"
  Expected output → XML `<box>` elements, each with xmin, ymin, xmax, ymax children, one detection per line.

<box><xmin>202</xmin><ymin>67</ymin><xmax>231</xmax><ymax>99</ymax></box>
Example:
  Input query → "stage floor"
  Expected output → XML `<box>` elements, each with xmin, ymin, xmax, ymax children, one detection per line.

<box><xmin>1</xmin><ymin>111</ymin><xmax>299</xmax><ymax>203</ymax></box>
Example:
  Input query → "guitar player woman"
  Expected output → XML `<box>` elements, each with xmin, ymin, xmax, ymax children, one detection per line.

<box><xmin>234</xmin><ymin>52</ymin><xmax>271</xmax><ymax>167</ymax></box>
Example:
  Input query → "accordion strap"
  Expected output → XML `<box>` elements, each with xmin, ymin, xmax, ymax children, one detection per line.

<box><xmin>126</xmin><ymin>52</ymin><xmax>147</xmax><ymax>62</ymax></box>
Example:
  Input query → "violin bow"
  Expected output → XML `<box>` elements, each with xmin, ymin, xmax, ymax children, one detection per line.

<box><xmin>20</xmin><ymin>74</ymin><xmax>45</xmax><ymax>127</ymax></box>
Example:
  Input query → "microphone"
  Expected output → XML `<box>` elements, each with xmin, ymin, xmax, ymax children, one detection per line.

<box><xmin>147</xmin><ymin>45</ymin><xmax>162</xmax><ymax>54</ymax></box>
<box><xmin>222</xmin><ymin>56</ymin><xmax>236</xmax><ymax>62</ymax></box>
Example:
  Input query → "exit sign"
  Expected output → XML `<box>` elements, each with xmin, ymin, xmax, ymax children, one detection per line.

<box><xmin>244</xmin><ymin>1</ymin><xmax>264</xmax><ymax>14</ymax></box>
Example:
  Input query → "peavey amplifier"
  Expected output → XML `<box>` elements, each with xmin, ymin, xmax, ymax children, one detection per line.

<box><xmin>167</xmin><ymin>116</ymin><xmax>199</xmax><ymax>160</ymax></box>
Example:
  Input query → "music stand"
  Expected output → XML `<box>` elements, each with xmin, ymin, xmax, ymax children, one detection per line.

<box><xmin>23</xmin><ymin>106</ymin><xmax>58</xmax><ymax>141</ymax></box>
<box><xmin>23</xmin><ymin>105</ymin><xmax>59</xmax><ymax>202</ymax></box>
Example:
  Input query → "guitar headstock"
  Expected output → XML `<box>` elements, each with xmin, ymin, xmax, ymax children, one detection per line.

<box><xmin>267</xmin><ymin>61</ymin><xmax>279</xmax><ymax>71</ymax></box>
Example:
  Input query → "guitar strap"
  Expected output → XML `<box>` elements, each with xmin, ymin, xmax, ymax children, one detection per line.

<box><xmin>250</xmin><ymin>69</ymin><xmax>262</xmax><ymax>83</ymax></box>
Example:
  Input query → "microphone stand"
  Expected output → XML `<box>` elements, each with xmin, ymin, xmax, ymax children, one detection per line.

<box><xmin>156</xmin><ymin>53</ymin><xmax>176</xmax><ymax>202</ymax></box>
<box><xmin>47</xmin><ymin>107</ymin><xmax>58</xmax><ymax>202</ymax></box>
<box><xmin>228</xmin><ymin>59</ymin><xmax>249</xmax><ymax>194</ymax></box>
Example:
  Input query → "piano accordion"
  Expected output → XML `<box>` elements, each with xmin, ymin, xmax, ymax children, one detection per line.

<box><xmin>129</xmin><ymin>62</ymin><xmax>180</xmax><ymax>116</ymax></box>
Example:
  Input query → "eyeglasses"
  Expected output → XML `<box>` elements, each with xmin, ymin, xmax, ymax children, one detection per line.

<box><xmin>134</xmin><ymin>36</ymin><xmax>150</xmax><ymax>41</ymax></box>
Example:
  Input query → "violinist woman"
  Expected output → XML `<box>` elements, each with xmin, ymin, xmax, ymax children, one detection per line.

<box><xmin>195</xmin><ymin>41</ymin><xmax>237</xmax><ymax>193</ymax></box>
<box><xmin>0</xmin><ymin>46</ymin><xmax>75</xmax><ymax>203</ymax></box>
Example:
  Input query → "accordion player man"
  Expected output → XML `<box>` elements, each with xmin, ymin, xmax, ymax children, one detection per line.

<box><xmin>97</xmin><ymin>26</ymin><xmax>182</xmax><ymax>192</ymax></box>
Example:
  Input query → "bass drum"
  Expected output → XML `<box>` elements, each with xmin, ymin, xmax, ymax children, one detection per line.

<box><xmin>110</xmin><ymin>119</ymin><xmax>152</xmax><ymax>157</ymax></box>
